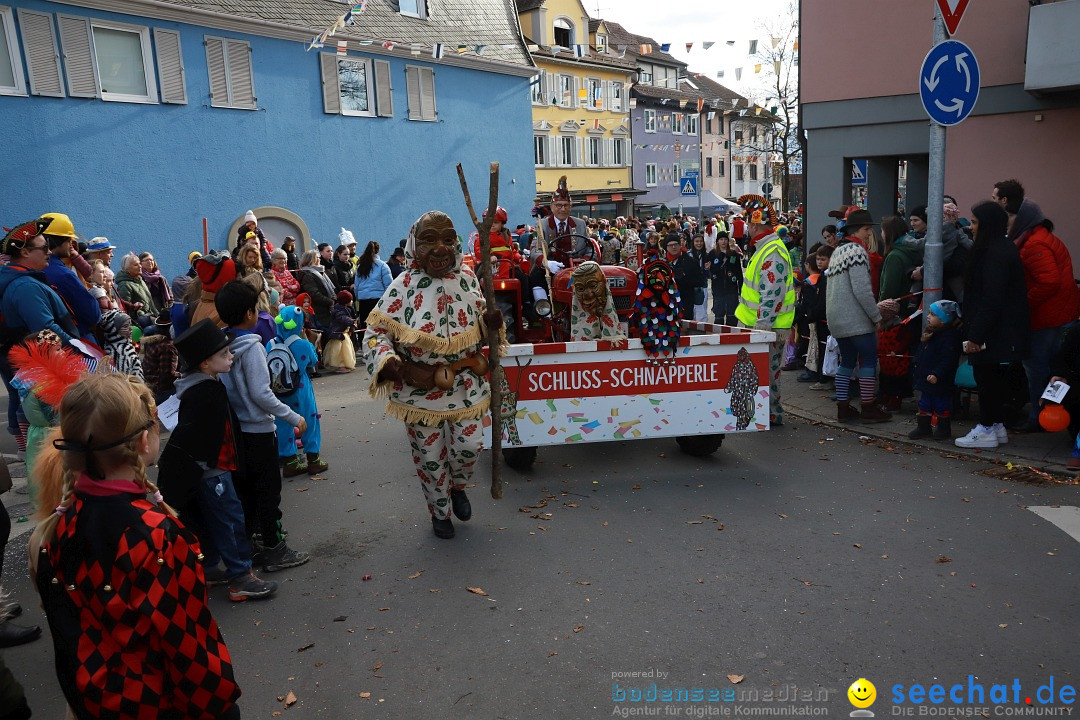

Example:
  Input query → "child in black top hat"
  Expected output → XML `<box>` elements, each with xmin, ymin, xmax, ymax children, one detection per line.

<box><xmin>156</xmin><ymin>318</ymin><xmax>278</xmax><ymax>602</ymax></box>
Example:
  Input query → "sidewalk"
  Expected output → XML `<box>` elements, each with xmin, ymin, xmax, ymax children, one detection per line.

<box><xmin>780</xmin><ymin>371</ymin><xmax>1076</xmax><ymax>474</ymax></box>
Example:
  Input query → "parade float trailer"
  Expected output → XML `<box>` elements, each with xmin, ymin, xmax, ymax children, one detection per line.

<box><xmin>484</xmin><ymin>321</ymin><xmax>775</xmax><ymax>470</ymax></box>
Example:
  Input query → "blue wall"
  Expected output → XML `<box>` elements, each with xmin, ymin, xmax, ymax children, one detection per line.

<box><xmin>630</xmin><ymin>101</ymin><xmax>680</xmax><ymax>206</ymax></box>
<box><xmin>1</xmin><ymin>1</ymin><xmax>537</xmax><ymax>274</ymax></box>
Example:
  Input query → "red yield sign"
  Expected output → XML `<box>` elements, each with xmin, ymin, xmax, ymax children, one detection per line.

<box><xmin>937</xmin><ymin>0</ymin><xmax>970</xmax><ymax>35</ymax></box>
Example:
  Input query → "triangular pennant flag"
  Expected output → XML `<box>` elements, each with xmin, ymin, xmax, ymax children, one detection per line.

<box><xmin>432</xmin><ymin>43</ymin><xmax>444</xmax><ymax>59</ymax></box>
<box><xmin>382</xmin><ymin>40</ymin><xmax>395</xmax><ymax>50</ymax></box>
<box><xmin>685</xmin><ymin>42</ymin><xmax>693</xmax><ymax>52</ymax></box>
<box><xmin>410</xmin><ymin>48</ymin><xmax>421</xmax><ymax>56</ymax></box>
<box><xmin>358</xmin><ymin>39</ymin><xmax>372</xmax><ymax>45</ymax></box>
<box><xmin>617</xmin><ymin>45</ymin><xmax>627</xmax><ymax>58</ymax></box>
<box><xmin>456</xmin><ymin>44</ymin><xmax>468</xmax><ymax>54</ymax></box>
<box><xmin>726</xmin><ymin>40</ymin><xmax>735</xmax><ymax>46</ymax></box>
<box><xmin>754</xmin><ymin>64</ymin><xmax>762</xmax><ymax>73</ymax></box>
<box><xmin>774</xmin><ymin>60</ymin><xmax>781</xmax><ymax>74</ymax></box>
<box><xmin>574</xmin><ymin>44</ymin><xmax>587</xmax><ymax>58</ymax></box>
<box><xmin>771</xmin><ymin>36</ymin><xmax>780</xmax><ymax>48</ymax></box>
<box><xmin>697</xmin><ymin>98</ymin><xmax>705</xmax><ymax>112</ymax></box>
<box><xmin>749</xmin><ymin>40</ymin><xmax>758</xmax><ymax>54</ymax></box>
<box><xmin>755</xmin><ymin>107</ymin><xmax>762</xmax><ymax>115</ymax></box>
<box><xmin>593</xmin><ymin>118</ymin><xmax>600</xmax><ymax>130</ymax></box>
<box><xmin>640</xmin><ymin>44</ymin><xmax>653</xmax><ymax>54</ymax></box>
<box><xmin>660</xmin><ymin>98</ymin><xmax>669</xmax><ymax>105</ymax></box>
<box><xmin>707</xmin><ymin>111</ymin><xmax>716</xmax><ymax>121</ymax></box>
<box><xmin>551</xmin><ymin>45</ymin><xmax>562</xmax><ymax>56</ymax></box>
<box><xmin>703</xmin><ymin>41</ymin><xmax>715</xmax><ymax>50</ymax></box>
<box><xmin>343</xmin><ymin>12</ymin><xmax>355</xmax><ymax>26</ymax></box>
<box><xmin>337</xmin><ymin>40</ymin><xmax>347</xmax><ymax>56</ymax></box>
<box><xmin>793</xmin><ymin>40</ymin><xmax>799</xmax><ymax>51</ymax></box>
<box><xmin>717</xmin><ymin>70</ymin><xmax>724</xmax><ymax>78</ymax></box>
<box><xmin>735</xmin><ymin>68</ymin><xmax>742</xmax><ymax>81</ymax></box>
<box><xmin>476</xmin><ymin>44</ymin><xmax>487</xmax><ymax>55</ymax></box>
<box><xmin>660</xmin><ymin>43</ymin><xmax>671</xmax><ymax>52</ymax></box>
<box><xmin>731</xmin><ymin>99</ymin><xmax>739</xmax><ymax>107</ymax></box>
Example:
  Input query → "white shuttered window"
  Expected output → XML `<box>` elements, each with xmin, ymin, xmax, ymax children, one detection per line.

<box><xmin>154</xmin><ymin>28</ymin><xmax>186</xmax><ymax>104</ymax></box>
<box><xmin>205</xmin><ymin>36</ymin><xmax>255</xmax><ymax>109</ymax></box>
<box><xmin>0</xmin><ymin>7</ymin><xmax>24</xmax><ymax>95</ymax></box>
<box><xmin>404</xmin><ymin>64</ymin><xmax>435</xmax><ymax>121</ymax></box>
<box><xmin>57</xmin><ymin>16</ymin><xmax>158</xmax><ymax>103</ymax></box>
<box><xmin>18</xmin><ymin>9</ymin><xmax>63</xmax><ymax>97</ymax></box>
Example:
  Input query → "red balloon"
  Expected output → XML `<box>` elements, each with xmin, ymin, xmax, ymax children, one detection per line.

<box><xmin>1039</xmin><ymin>403</ymin><xmax>1071</xmax><ymax>433</ymax></box>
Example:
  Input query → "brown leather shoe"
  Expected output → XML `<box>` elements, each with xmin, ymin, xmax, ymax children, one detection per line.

<box><xmin>860</xmin><ymin>402</ymin><xmax>892</xmax><ymax>423</ymax></box>
<box><xmin>837</xmin><ymin>401</ymin><xmax>859</xmax><ymax>422</ymax></box>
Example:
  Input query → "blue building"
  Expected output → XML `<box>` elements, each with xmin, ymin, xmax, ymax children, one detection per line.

<box><xmin>0</xmin><ymin>0</ymin><xmax>537</xmax><ymax>272</ymax></box>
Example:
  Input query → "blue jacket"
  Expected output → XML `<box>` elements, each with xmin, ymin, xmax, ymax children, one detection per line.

<box><xmin>44</xmin><ymin>255</ymin><xmax>100</xmax><ymax>336</ymax></box>
<box><xmin>353</xmin><ymin>259</ymin><xmax>392</xmax><ymax>301</ymax></box>
<box><xmin>0</xmin><ymin>264</ymin><xmax>78</xmax><ymax>345</ymax></box>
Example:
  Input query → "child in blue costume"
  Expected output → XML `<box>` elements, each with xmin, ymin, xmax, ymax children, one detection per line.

<box><xmin>273</xmin><ymin>306</ymin><xmax>330</xmax><ymax>477</ymax></box>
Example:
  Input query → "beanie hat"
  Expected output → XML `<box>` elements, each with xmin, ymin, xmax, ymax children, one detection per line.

<box><xmin>336</xmin><ymin>289</ymin><xmax>353</xmax><ymax>304</ymax></box>
<box><xmin>930</xmin><ymin>300</ymin><xmax>959</xmax><ymax>324</ymax></box>
<box><xmin>243</xmin><ymin>210</ymin><xmax>257</xmax><ymax>224</ymax></box>
<box><xmin>188</xmin><ymin>250</ymin><xmax>202</xmax><ymax>265</ymax></box>
<box><xmin>910</xmin><ymin>205</ymin><xmax>928</xmax><ymax>224</ymax></box>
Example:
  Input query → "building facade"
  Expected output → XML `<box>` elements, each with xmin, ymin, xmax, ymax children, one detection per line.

<box><xmin>802</xmin><ymin>0</ymin><xmax>1080</xmax><ymax>253</ymax></box>
<box><xmin>680</xmin><ymin>74</ymin><xmax>746</xmax><ymax>202</ymax></box>
<box><xmin>517</xmin><ymin>0</ymin><xmax>638</xmax><ymax>217</ymax></box>
<box><xmin>0</xmin><ymin>0</ymin><xmax>537</xmax><ymax>271</ymax></box>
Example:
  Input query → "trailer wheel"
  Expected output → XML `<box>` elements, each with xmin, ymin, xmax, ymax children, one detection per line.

<box><xmin>676</xmin><ymin>434</ymin><xmax>724</xmax><ymax>457</ymax></box>
<box><xmin>503</xmin><ymin>446</ymin><xmax>538</xmax><ymax>470</ymax></box>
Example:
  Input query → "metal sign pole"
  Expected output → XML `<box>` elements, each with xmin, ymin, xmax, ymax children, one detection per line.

<box><xmin>923</xmin><ymin>5</ymin><xmax>947</xmax><ymax>326</ymax></box>
<box><xmin>697</xmin><ymin>118</ymin><xmax>703</xmax><ymax>224</ymax></box>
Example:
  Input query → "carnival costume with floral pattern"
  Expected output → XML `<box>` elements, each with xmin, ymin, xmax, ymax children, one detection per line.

<box><xmin>364</xmin><ymin>211</ymin><xmax>504</xmax><ymax>521</ymax></box>
<box><xmin>568</xmin><ymin>261</ymin><xmax>624</xmax><ymax>342</ymax></box>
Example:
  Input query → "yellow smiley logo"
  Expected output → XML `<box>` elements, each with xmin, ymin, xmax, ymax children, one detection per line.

<box><xmin>847</xmin><ymin>678</ymin><xmax>876</xmax><ymax>709</ymax></box>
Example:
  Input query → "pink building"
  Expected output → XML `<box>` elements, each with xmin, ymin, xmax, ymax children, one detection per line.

<box><xmin>801</xmin><ymin>0</ymin><xmax>1080</xmax><ymax>255</ymax></box>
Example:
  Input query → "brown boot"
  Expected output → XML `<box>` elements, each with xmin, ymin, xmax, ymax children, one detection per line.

<box><xmin>837</xmin><ymin>401</ymin><xmax>859</xmax><ymax>422</ymax></box>
<box><xmin>860</xmin><ymin>402</ymin><xmax>892</xmax><ymax>423</ymax></box>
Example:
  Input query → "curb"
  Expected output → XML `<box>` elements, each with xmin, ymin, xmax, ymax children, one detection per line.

<box><xmin>784</xmin><ymin>405</ymin><xmax>1075</xmax><ymax>478</ymax></box>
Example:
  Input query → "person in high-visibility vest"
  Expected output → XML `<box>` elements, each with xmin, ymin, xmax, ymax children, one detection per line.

<box><xmin>734</xmin><ymin>194</ymin><xmax>795</xmax><ymax>427</ymax></box>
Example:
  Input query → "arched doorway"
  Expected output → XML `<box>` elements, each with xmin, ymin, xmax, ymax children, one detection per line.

<box><xmin>228</xmin><ymin>206</ymin><xmax>312</xmax><ymax>255</ymax></box>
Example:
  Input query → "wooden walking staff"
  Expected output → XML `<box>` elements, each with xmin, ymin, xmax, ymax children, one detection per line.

<box><xmin>455</xmin><ymin>161</ymin><xmax>504</xmax><ymax>499</ymax></box>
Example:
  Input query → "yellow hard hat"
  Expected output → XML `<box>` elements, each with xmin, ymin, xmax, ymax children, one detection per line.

<box><xmin>38</xmin><ymin>212</ymin><xmax>77</xmax><ymax>238</ymax></box>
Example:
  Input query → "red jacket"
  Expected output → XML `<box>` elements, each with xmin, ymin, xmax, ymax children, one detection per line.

<box><xmin>1016</xmin><ymin>225</ymin><xmax>1080</xmax><ymax>330</ymax></box>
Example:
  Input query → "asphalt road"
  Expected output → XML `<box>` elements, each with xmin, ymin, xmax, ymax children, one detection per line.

<box><xmin>3</xmin><ymin>373</ymin><xmax>1079</xmax><ymax>719</ymax></box>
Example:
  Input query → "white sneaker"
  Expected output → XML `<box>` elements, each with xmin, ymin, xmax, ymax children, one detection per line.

<box><xmin>992</xmin><ymin>423</ymin><xmax>1009</xmax><ymax>444</ymax></box>
<box><xmin>955</xmin><ymin>425</ymin><xmax>999</xmax><ymax>449</ymax></box>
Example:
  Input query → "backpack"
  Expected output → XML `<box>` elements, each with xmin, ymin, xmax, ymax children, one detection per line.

<box><xmin>266</xmin><ymin>335</ymin><xmax>302</xmax><ymax>396</ymax></box>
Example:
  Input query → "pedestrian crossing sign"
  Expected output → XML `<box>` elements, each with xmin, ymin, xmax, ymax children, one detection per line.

<box><xmin>680</xmin><ymin>176</ymin><xmax>698</xmax><ymax>196</ymax></box>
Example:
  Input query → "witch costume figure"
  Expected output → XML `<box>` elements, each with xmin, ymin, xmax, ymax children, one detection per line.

<box><xmin>364</xmin><ymin>211</ymin><xmax>503</xmax><ymax>540</ymax></box>
<box><xmin>632</xmin><ymin>256</ymin><xmax>682</xmax><ymax>364</ymax></box>
<box><xmin>568</xmin><ymin>261</ymin><xmax>624</xmax><ymax>341</ymax></box>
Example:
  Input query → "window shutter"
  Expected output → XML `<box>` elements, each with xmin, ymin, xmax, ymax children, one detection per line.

<box><xmin>419</xmin><ymin>67</ymin><xmax>435</xmax><ymax>120</ymax></box>
<box><xmin>546</xmin><ymin>136</ymin><xmax>555</xmax><ymax>167</ymax></box>
<box><xmin>154</xmin><ymin>29</ymin><xmax>186</xmax><ymax>104</ymax></box>
<box><xmin>405</xmin><ymin>65</ymin><xmax>420</xmax><ymax>119</ymax></box>
<box><xmin>57</xmin><ymin>14</ymin><xmax>97</xmax><ymax>98</ymax></box>
<box><xmin>573</xmin><ymin>75</ymin><xmax>581</xmax><ymax>108</ymax></box>
<box><xmin>624</xmin><ymin>140</ymin><xmax>631</xmax><ymax>168</ymax></box>
<box><xmin>604</xmin><ymin>138</ymin><xmax>613</xmax><ymax>167</ymax></box>
<box><xmin>205</xmin><ymin>37</ymin><xmax>227</xmax><ymax>106</ymax></box>
<box><xmin>319</xmin><ymin>52</ymin><xmax>340</xmax><ymax>114</ymax></box>
<box><xmin>540</xmin><ymin>70</ymin><xmax>549</xmax><ymax>103</ymax></box>
<box><xmin>374</xmin><ymin>59</ymin><xmax>392</xmax><ymax>117</ymax></box>
<box><xmin>18</xmin><ymin>10</ymin><xmax>64</xmax><ymax>97</ymax></box>
<box><xmin>225</xmin><ymin>39</ymin><xmax>254</xmax><ymax>108</ymax></box>
<box><xmin>576</xmin><ymin>136</ymin><xmax>583</xmax><ymax>167</ymax></box>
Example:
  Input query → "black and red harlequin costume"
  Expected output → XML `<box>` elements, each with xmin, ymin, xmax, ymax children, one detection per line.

<box><xmin>33</xmin><ymin>485</ymin><xmax>240</xmax><ymax>720</ymax></box>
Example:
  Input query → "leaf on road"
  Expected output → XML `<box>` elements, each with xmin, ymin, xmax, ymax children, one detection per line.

<box><xmin>564</xmin><ymin>502</ymin><xmax>579</xmax><ymax>508</ymax></box>
<box><xmin>467</xmin><ymin>587</ymin><xmax>488</xmax><ymax>596</ymax></box>
<box><xmin>548</xmin><ymin>651</ymin><xmax>558</xmax><ymax>657</ymax></box>
<box><xmin>371</xmin><ymin>661</ymin><xmax>383</xmax><ymax>672</ymax></box>
<box><xmin>537</xmin><ymin>525</ymin><xmax>548</xmax><ymax>531</ymax></box>
<box><xmin>573</xmin><ymin>624</ymin><xmax>585</xmax><ymax>633</ymax></box>
<box><xmin>601</xmin><ymin>521</ymin><xmax>609</xmax><ymax>526</ymax></box>
<box><xmin>358</xmin><ymin>692</ymin><xmax>372</xmax><ymax>699</ymax></box>
<box><xmin>936</xmin><ymin>556</ymin><xmax>952</xmax><ymax>564</ymax></box>
<box><xmin>686</xmin><ymin>520</ymin><xmax>703</xmax><ymax>525</ymax></box>
<box><xmin>778</xmin><ymin>513</ymin><xmax>788</xmax><ymax>519</ymax></box>
<box><xmin>717</xmin><ymin>523</ymin><xmax>724</xmax><ymax>530</ymax></box>
<box><xmin>378</xmin><ymin>607</ymin><xmax>390</xmax><ymax>611</ymax></box>
<box><xmin>696</xmin><ymin>578</ymin><xmax>704</xmax><ymax>584</ymax></box>
<box><xmin>631</xmin><ymin>484</ymin><xmax>642</xmax><ymax>490</ymax></box>
<box><xmin>408</xmin><ymin>570</ymin><xmax>424</xmax><ymax>580</ymax></box>
<box><xmin>853</xmin><ymin>544</ymin><xmax>862</xmax><ymax>549</ymax></box>
<box><xmin>295</xmin><ymin>487</ymin><xmax>309</xmax><ymax>493</ymax></box>
<box><xmin>284</xmin><ymin>691</ymin><xmax>298</xmax><ymax>707</ymax></box>
<box><xmin>576</xmin><ymin>581</ymin><xmax>591</xmax><ymax>586</ymax></box>
<box><xmin>429</xmin><ymin>588</ymin><xmax>441</xmax><ymax>593</ymax></box>
<box><xmin>297</xmin><ymin>643</ymin><xmax>315</xmax><ymax>652</ymax></box>
<box><xmin>727</xmin><ymin>674</ymin><xmax>745</xmax><ymax>684</ymax></box>
<box><xmin>333</xmin><ymin>616</ymin><xmax>347</xmax><ymax>622</ymax></box>
<box><xmin>998</xmin><ymin>624</ymin><xmax>1008</xmax><ymax>629</ymax></box>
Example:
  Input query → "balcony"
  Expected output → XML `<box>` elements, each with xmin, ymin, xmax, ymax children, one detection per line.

<box><xmin>1025</xmin><ymin>0</ymin><xmax>1080</xmax><ymax>94</ymax></box>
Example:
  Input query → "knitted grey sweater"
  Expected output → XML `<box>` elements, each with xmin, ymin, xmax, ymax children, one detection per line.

<box><xmin>825</xmin><ymin>241</ymin><xmax>881</xmax><ymax>338</ymax></box>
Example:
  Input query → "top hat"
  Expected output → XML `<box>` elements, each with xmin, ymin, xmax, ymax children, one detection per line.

<box><xmin>174</xmin><ymin>318</ymin><xmax>231</xmax><ymax>369</ymax></box>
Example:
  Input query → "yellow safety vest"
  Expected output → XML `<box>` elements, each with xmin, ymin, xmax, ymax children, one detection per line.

<box><xmin>735</xmin><ymin>235</ymin><xmax>796</xmax><ymax>329</ymax></box>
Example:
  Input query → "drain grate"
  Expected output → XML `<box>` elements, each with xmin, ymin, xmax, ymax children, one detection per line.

<box><xmin>980</xmin><ymin>465</ymin><xmax>1077</xmax><ymax>485</ymax></box>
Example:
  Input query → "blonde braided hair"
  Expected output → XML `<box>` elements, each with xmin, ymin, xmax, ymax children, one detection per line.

<box><xmin>38</xmin><ymin>374</ymin><xmax>175</xmax><ymax>545</ymax></box>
